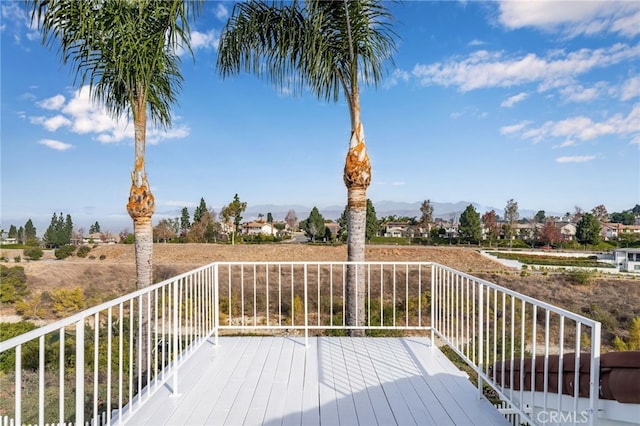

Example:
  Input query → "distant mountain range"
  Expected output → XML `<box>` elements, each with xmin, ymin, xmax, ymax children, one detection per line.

<box><xmin>241</xmin><ymin>201</ymin><xmax>540</xmax><ymax>223</ymax></box>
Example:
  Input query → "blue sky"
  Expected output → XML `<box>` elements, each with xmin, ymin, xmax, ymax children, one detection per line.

<box><xmin>1</xmin><ymin>0</ymin><xmax>639</xmax><ymax>234</ymax></box>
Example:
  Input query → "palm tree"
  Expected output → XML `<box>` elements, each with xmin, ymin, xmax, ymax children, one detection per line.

<box><xmin>217</xmin><ymin>0</ymin><xmax>397</xmax><ymax>334</ymax></box>
<box><xmin>29</xmin><ymin>0</ymin><xmax>200</xmax><ymax>383</ymax></box>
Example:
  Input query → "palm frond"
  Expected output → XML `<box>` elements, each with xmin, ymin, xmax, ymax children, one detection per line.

<box><xmin>27</xmin><ymin>0</ymin><xmax>200</xmax><ymax>128</ymax></box>
<box><xmin>217</xmin><ymin>0</ymin><xmax>397</xmax><ymax>104</ymax></box>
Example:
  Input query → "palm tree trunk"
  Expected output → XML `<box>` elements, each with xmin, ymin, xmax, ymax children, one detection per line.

<box><xmin>344</xmin><ymin>122</ymin><xmax>370</xmax><ymax>337</ymax></box>
<box><xmin>126</xmin><ymin>99</ymin><xmax>155</xmax><ymax>388</ymax></box>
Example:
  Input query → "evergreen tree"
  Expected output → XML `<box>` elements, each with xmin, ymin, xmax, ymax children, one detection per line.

<box><xmin>366</xmin><ymin>199</ymin><xmax>378</xmax><ymax>241</ymax></box>
<box><xmin>221</xmin><ymin>194</ymin><xmax>247</xmax><ymax>245</ymax></box>
<box><xmin>64</xmin><ymin>214</ymin><xmax>73</xmax><ymax>245</ymax></box>
<box><xmin>89</xmin><ymin>221</ymin><xmax>101</xmax><ymax>234</ymax></box>
<box><xmin>180</xmin><ymin>207</ymin><xmax>191</xmax><ymax>237</ymax></box>
<box><xmin>576</xmin><ymin>213</ymin><xmax>601</xmax><ymax>245</ymax></box>
<box><xmin>193</xmin><ymin>198</ymin><xmax>207</xmax><ymax>223</ymax></box>
<box><xmin>8</xmin><ymin>225</ymin><xmax>17</xmax><ymax>239</ymax></box>
<box><xmin>304</xmin><ymin>207</ymin><xmax>326</xmax><ymax>243</ymax></box>
<box><xmin>42</xmin><ymin>212</ymin><xmax>73</xmax><ymax>248</ymax></box>
<box><xmin>24</xmin><ymin>220</ymin><xmax>36</xmax><ymax>241</ymax></box>
<box><xmin>337</xmin><ymin>206</ymin><xmax>349</xmax><ymax>242</ymax></box>
<box><xmin>43</xmin><ymin>213</ymin><xmax>58</xmax><ymax>248</ymax></box>
<box><xmin>458</xmin><ymin>204</ymin><xmax>482</xmax><ymax>244</ymax></box>
<box><xmin>267</xmin><ymin>212</ymin><xmax>273</xmax><ymax>223</ymax></box>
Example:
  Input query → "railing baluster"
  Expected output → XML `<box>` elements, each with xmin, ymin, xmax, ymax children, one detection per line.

<box><xmin>304</xmin><ymin>263</ymin><xmax>309</xmax><ymax>346</ymax></box>
<box><xmin>118</xmin><ymin>304</ymin><xmax>123</xmax><ymax>424</ymax></box>
<box><xmin>59</xmin><ymin>327</ymin><xmax>64</xmax><ymax>426</ymax></box>
<box><xmin>105</xmin><ymin>306</ymin><xmax>113</xmax><ymax>424</ymax></box>
<box><xmin>75</xmin><ymin>319</ymin><xmax>85</xmax><ymax>426</ymax></box>
<box><xmin>38</xmin><ymin>335</ymin><xmax>44</xmax><ymax>425</ymax></box>
<box><xmin>478</xmin><ymin>281</ymin><xmax>484</xmax><ymax>399</ymax></box>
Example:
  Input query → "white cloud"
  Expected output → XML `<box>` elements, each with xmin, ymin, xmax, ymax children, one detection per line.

<box><xmin>559</xmin><ymin>83</ymin><xmax>606</xmax><ymax>103</ymax></box>
<box><xmin>391</xmin><ymin>181</ymin><xmax>405</xmax><ymax>186</ymax></box>
<box><xmin>620</xmin><ymin>76</ymin><xmax>640</xmax><ymax>101</ymax></box>
<box><xmin>500</xmin><ymin>121</ymin><xmax>531</xmax><ymax>135</ymax></box>
<box><xmin>555</xmin><ymin>155</ymin><xmax>596</xmax><ymax>163</ymax></box>
<box><xmin>501</xmin><ymin>92</ymin><xmax>528</xmax><ymax>108</ymax></box>
<box><xmin>214</xmin><ymin>4</ymin><xmax>229</xmax><ymax>20</ymax></box>
<box><xmin>411</xmin><ymin>43</ymin><xmax>640</xmax><ymax>92</ymax></box>
<box><xmin>39</xmin><ymin>138</ymin><xmax>72</xmax><ymax>151</ymax></box>
<box><xmin>468</xmin><ymin>39</ymin><xmax>485</xmax><ymax>47</ymax></box>
<box><xmin>383</xmin><ymin>69</ymin><xmax>410</xmax><ymax>89</ymax></box>
<box><xmin>190</xmin><ymin>29</ymin><xmax>219</xmax><ymax>51</ymax></box>
<box><xmin>41</xmin><ymin>115</ymin><xmax>72</xmax><ymax>131</ymax></box>
<box><xmin>507</xmin><ymin>104</ymin><xmax>640</xmax><ymax>143</ymax></box>
<box><xmin>553</xmin><ymin>140</ymin><xmax>577</xmax><ymax>149</ymax></box>
<box><xmin>498</xmin><ymin>0</ymin><xmax>640</xmax><ymax>38</ymax></box>
<box><xmin>147</xmin><ymin>125</ymin><xmax>191</xmax><ymax>145</ymax></box>
<box><xmin>163</xmin><ymin>200</ymin><xmax>198</xmax><ymax>208</ymax></box>
<box><xmin>37</xmin><ymin>94</ymin><xmax>66</xmax><ymax>110</ymax></box>
<box><xmin>30</xmin><ymin>86</ymin><xmax>190</xmax><ymax>145</ymax></box>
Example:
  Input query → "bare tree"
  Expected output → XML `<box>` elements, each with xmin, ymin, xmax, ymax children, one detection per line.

<box><xmin>285</xmin><ymin>209</ymin><xmax>298</xmax><ymax>232</ymax></box>
<box><xmin>481</xmin><ymin>210</ymin><xmax>499</xmax><ymax>247</ymax></box>
<box><xmin>419</xmin><ymin>199</ymin><xmax>434</xmax><ymax>239</ymax></box>
<box><xmin>504</xmin><ymin>199</ymin><xmax>519</xmax><ymax>248</ymax></box>
<box><xmin>591</xmin><ymin>204</ymin><xmax>609</xmax><ymax>222</ymax></box>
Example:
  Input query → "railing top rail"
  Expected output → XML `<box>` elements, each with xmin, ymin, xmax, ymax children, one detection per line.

<box><xmin>432</xmin><ymin>263</ymin><xmax>600</xmax><ymax>327</ymax></box>
<box><xmin>214</xmin><ymin>261</ymin><xmax>435</xmax><ymax>266</ymax></box>
<box><xmin>0</xmin><ymin>262</ymin><xmax>216</xmax><ymax>352</ymax></box>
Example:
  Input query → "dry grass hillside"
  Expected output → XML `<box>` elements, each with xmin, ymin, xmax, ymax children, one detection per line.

<box><xmin>2</xmin><ymin>243</ymin><xmax>639</xmax><ymax>347</ymax></box>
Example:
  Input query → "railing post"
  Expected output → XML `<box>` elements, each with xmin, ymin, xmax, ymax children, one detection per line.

<box><xmin>588</xmin><ymin>322</ymin><xmax>601</xmax><ymax>426</ymax></box>
<box><xmin>477</xmin><ymin>283</ymin><xmax>484</xmax><ymax>400</ymax></box>
<box><xmin>214</xmin><ymin>264</ymin><xmax>219</xmax><ymax>346</ymax></box>
<box><xmin>304</xmin><ymin>264</ymin><xmax>309</xmax><ymax>347</ymax></box>
<box><xmin>75</xmin><ymin>319</ymin><xmax>85</xmax><ymax>426</ymax></box>
<box><xmin>172</xmin><ymin>280</ymin><xmax>180</xmax><ymax>397</ymax></box>
<box><xmin>430</xmin><ymin>264</ymin><xmax>435</xmax><ymax>346</ymax></box>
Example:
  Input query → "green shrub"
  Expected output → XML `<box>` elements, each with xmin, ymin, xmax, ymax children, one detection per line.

<box><xmin>0</xmin><ymin>265</ymin><xmax>28</xmax><ymax>303</ymax></box>
<box><xmin>13</xmin><ymin>256</ymin><xmax>21</xmax><ymax>263</ymax></box>
<box><xmin>567</xmin><ymin>269</ymin><xmax>597</xmax><ymax>285</ymax></box>
<box><xmin>76</xmin><ymin>245</ymin><xmax>91</xmax><ymax>258</ymax></box>
<box><xmin>0</xmin><ymin>321</ymin><xmax>39</xmax><ymax>372</ymax></box>
<box><xmin>49</xmin><ymin>287</ymin><xmax>85</xmax><ymax>317</ymax></box>
<box><xmin>54</xmin><ymin>244</ymin><xmax>76</xmax><ymax>259</ymax></box>
<box><xmin>99</xmin><ymin>254</ymin><xmax>106</xmax><ymax>260</ymax></box>
<box><xmin>23</xmin><ymin>247</ymin><xmax>43</xmax><ymax>260</ymax></box>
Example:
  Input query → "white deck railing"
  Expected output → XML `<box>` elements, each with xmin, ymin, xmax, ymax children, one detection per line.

<box><xmin>0</xmin><ymin>261</ymin><xmax>602</xmax><ymax>426</ymax></box>
<box><xmin>431</xmin><ymin>264</ymin><xmax>602</xmax><ymax>426</ymax></box>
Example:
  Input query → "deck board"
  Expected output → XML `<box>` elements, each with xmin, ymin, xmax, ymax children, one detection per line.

<box><xmin>123</xmin><ymin>336</ymin><xmax>509</xmax><ymax>426</ymax></box>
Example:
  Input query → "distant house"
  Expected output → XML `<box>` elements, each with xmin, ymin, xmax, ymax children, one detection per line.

<box><xmin>325</xmin><ymin>222</ymin><xmax>339</xmax><ymax>238</ymax></box>
<box><xmin>601</xmin><ymin>223</ymin><xmax>620</xmax><ymax>241</ymax></box>
<box><xmin>558</xmin><ymin>223</ymin><xmax>576</xmax><ymax>241</ymax></box>
<box><xmin>83</xmin><ymin>232</ymin><xmax>120</xmax><ymax>245</ymax></box>
<box><xmin>242</xmin><ymin>221</ymin><xmax>276</xmax><ymax>236</ymax></box>
<box><xmin>383</xmin><ymin>222</ymin><xmax>410</xmax><ymax>238</ymax></box>
<box><xmin>614</xmin><ymin>248</ymin><xmax>640</xmax><ymax>273</ymax></box>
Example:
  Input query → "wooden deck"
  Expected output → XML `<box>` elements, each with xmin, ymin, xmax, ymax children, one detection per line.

<box><xmin>123</xmin><ymin>336</ymin><xmax>508</xmax><ymax>425</ymax></box>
